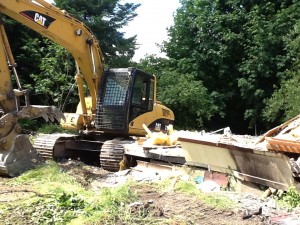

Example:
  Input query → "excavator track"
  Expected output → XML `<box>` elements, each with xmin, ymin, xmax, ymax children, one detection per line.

<box><xmin>33</xmin><ymin>133</ymin><xmax>78</xmax><ymax>160</ymax></box>
<box><xmin>34</xmin><ymin>134</ymin><xmax>128</xmax><ymax>172</ymax></box>
<box><xmin>100</xmin><ymin>139</ymin><xmax>126</xmax><ymax>172</ymax></box>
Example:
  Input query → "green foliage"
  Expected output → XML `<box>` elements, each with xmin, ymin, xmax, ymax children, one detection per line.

<box><xmin>157</xmin><ymin>70</ymin><xmax>219</xmax><ymax>129</ymax></box>
<box><xmin>26</xmin><ymin>192</ymin><xmax>86</xmax><ymax>225</ymax></box>
<box><xmin>263</xmin><ymin>74</ymin><xmax>300</xmax><ymax>124</ymax></box>
<box><xmin>4</xmin><ymin>17</ymin><xmax>44</xmax><ymax>87</ymax></box>
<box><xmin>36</xmin><ymin>123</ymin><xmax>73</xmax><ymax>134</ymax></box>
<box><xmin>18</xmin><ymin>119</ymin><xmax>68</xmax><ymax>134</ymax></box>
<box><xmin>4</xmin><ymin>0</ymin><xmax>300</xmax><ymax>133</ymax></box>
<box><xmin>18</xmin><ymin>119</ymin><xmax>39</xmax><ymax>132</ymax></box>
<box><xmin>18</xmin><ymin>119</ymin><xmax>73</xmax><ymax>135</ymax></box>
<box><xmin>263</xmin><ymin>21</ymin><xmax>300</xmax><ymax>125</ymax></box>
<box><xmin>278</xmin><ymin>187</ymin><xmax>300</xmax><ymax>209</ymax></box>
<box><xmin>5</xmin><ymin>161</ymin><xmax>139</xmax><ymax>225</ymax></box>
<box><xmin>54</xmin><ymin>0</ymin><xmax>140</xmax><ymax>67</ymax></box>
<box><xmin>25</xmin><ymin>39</ymin><xmax>77</xmax><ymax>110</ymax></box>
<box><xmin>162</xmin><ymin>0</ymin><xmax>300</xmax><ymax>133</ymax></box>
<box><xmin>3</xmin><ymin>191</ymin><xmax>86</xmax><ymax>225</ymax></box>
<box><xmin>86</xmin><ymin>186</ymin><xmax>137</xmax><ymax>224</ymax></box>
<box><xmin>138</xmin><ymin>56</ymin><xmax>219</xmax><ymax>130</ymax></box>
<box><xmin>13</xmin><ymin>161</ymin><xmax>77</xmax><ymax>185</ymax></box>
<box><xmin>4</xmin><ymin>0</ymin><xmax>140</xmax><ymax>115</ymax></box>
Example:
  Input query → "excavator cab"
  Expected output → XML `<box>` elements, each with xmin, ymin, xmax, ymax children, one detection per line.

<box><xmin>96</xmin><ymin>68</ymin><xmax>154</xmax><ymax>133</ymax></box>
<box><xmin>95</xmin><ymin>68</ymin><xmax>173</xmax><ymax>136</ymax></box>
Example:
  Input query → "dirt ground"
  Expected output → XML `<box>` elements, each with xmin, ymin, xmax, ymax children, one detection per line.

<box><xmin>59</xmin><ymin>162</ymin><xmax>262</xmax><ymax>224</ymax></box>
<box><xmin>131</xmin><ymin>185</ymin><xmax>263</xmax><ymax>225</ymax></box>
<box><xmin>0</xmin><ymin>161</ymin><xmax>268</xmax><ymax>225</ymax></box>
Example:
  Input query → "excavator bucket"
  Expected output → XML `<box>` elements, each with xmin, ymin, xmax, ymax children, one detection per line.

<box><xmin>0</xmin><ymin>134</ymin><xmax>43</xmax><ymax>177</ymax></box>
<box><xmin>0</xmin><ymin>106</ymin><xmax>65</xmax><ymax>177</ymax></box>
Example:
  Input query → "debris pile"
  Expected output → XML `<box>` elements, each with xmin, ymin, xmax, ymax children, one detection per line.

<box><xmin>258</xmin><ymin>114</ymin><xmax>300</xmax><ymax>153</ymax></box>
<box><xmin>88</xmin><ymin>160</ymin><xmax>300</xmax><ymax>224</ymax></box>
<box><xmin>256</xmin><ymin>114</ymin><xmax>300</xmax><ymax>179</ymax></box>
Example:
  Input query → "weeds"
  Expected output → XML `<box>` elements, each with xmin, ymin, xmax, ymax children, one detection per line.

<box><xmin>278</xmin><ymin>186</ymin><xmax>300</xmax><ymax>209</ymax></box>
<box><xmin>1</xmin><ymin>161</ymin><xmax>142</xmax><ymax>225</ymax></box>
<box><xmin>171</xmin><ymin>180</ymin><xmax>234</xmax><ymax>209</ymax></box>
<box><xmin>1</xmin><ymin>161</ymin><xmax>236</xmax><ymax>225</ymax></box>
<box><xmin>36</xmin><ymin>123</ymin><xmax>76</xmax><ymax>134</ymax></box>
<box><xmin>12</xmin><ymin>160</ymin><xmax>77</xmax><ymax>186</ymax></box>
<box><xmin>30</xmin><ymin>192</ymin><xmax>85</xmax><ymax>225</ymax></box>
<box><xmin>18</xmin><ymin>119</ymin><xmax>73</xmax><ymax>134</ymax></box>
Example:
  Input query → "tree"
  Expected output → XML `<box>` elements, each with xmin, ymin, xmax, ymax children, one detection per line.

<box><xmin>4</xmin><ymin>17</ymin><xmax>44</xmax><ymax>90</ymax></box>
<box><xmin>138</xmin><ymin>55</ymin><xmax>219</xmax><ymax>130</ymax></box>
<box><xmin>25</xmin><ymin>39</ymin><xmax>77</xmax><ymax>111</ymax></box>
<box><xmin>163</xmin><ymin>0</ymin><xmax>300</xmax><ymax>133</ymax></box>
<box><xmin>54</xmin><ymin>0</ymin><xmax>140</xmax><ymax>67</ymax></box>
<box><xmin>263</xmin><ymin>21</ymin><xmax>300</xmax><ymax>125</ymax></box>
<box><xmin>238</xmin><ymin>1</ymin><xmax>300</xmax><ymax>131</ymax></box>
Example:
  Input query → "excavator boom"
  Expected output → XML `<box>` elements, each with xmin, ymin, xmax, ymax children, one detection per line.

<box><xmin>0</xmin><ymin>0</ymin><xmax>104</xmax><ymax>126</ymax></box>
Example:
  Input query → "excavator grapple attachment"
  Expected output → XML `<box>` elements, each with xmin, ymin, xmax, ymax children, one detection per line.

<box><xmin>17</xmin><ymin>105</ymin><xmax>65</xmax><ymax>122</ymax></box>
<box><xmin>0</xmin><ymin>106</ymin><xmax>65</xmax><ymax>177</ymax></box>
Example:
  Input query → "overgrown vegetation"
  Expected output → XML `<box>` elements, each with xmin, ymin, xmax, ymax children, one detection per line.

<box><xmin>1</xmin><ymin>162</ymin><xmax>138</xmax><ymax>225</ymax></box>
<box><xmin>0</xmin><ymin>162</ymin><xmax>237</xmax><ymax>225</ymax></box>
<box><xmin>278</xmin><ymin>186</ymin><xmax>300</xmax><ymax>209</ymax></box>
<box><xmin>19</xmin><ymin>118</ymin><xmax>75</xmax><ymax>135</ymax></box>
<box><xmin>154</xmin><ymin>178</ymin><xmax>235</xmax><ymax>210</ymax></box>
<box><xmin>36</xmin><ymin>123</ymin><xmax>73</xmax><ymax>134</ymax></box>
<box><xmin>139</xmin><ymin>0</ymin><xmax>300</xmax><ymax>133</ymax></box>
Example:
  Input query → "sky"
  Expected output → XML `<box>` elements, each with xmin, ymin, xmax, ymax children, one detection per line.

<box><xmin>44</xmin><ymin>0</ymin><xmax>180</xmax><ymax>62</ymax></box>
<box><xmin>120</xmin><ymin>0</ymin><xmax>180</xmax><ymax>61</ymax></box>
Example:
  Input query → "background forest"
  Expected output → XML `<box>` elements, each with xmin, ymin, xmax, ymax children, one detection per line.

<box><xmin>3</xmin><ymin>0</ymin><xmax>300</xmax><ymax>135</ymax></box>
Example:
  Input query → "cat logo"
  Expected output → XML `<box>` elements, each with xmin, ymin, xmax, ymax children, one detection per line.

<box><xmin>34</xmin><ymin>13</ymin><xmax>47</xmax><ymax>27</ymax></box>
<box><xmin>20</xmin><ymin>10</ymin><xmax>56</xmax><ymax>29</ymax></box>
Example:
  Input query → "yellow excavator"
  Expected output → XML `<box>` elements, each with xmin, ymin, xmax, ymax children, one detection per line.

<box><xmin>0</xmin><ymin>0</ymin><xmax>174</xmax><ymax>176</ymax></box>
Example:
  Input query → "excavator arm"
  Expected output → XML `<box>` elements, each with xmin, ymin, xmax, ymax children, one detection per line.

<box><xmin>0</xmin><ymin>0</ymin><xmax>104</xmax><ymax>127</ymax></box>
<box><xmin>0</xmin><ymin>19</ymin><xmax>65</xmax><ymax>176</ymax></box>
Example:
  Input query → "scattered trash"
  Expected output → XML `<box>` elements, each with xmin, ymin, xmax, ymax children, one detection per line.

<box><xmin>129</xmin><ymin>202</ymin><xmax>144</xmax><ymax>208</ymax></box>
<box><xmin>194</xmin><ymin>176</ymin><xmax>204</xmax><ymax>184</ymax></box>
<box><xmin>242</xmin><ymin>206</ymin><xmax>262</xmax><ymax>220</ymax></box>
<box><xmin>197</xmin><ymin>180</ymin><xmax>220</xmax><ymax>192</ymax></box>
<box><xmin>269</xmin><ymin>214</ymin><xmax>300</xmax><ymax>225</ymax></box>
<box><xmin>204</xmin><ymin>171</ymin><xmax>229</xmax><ymax>188</ymax></box>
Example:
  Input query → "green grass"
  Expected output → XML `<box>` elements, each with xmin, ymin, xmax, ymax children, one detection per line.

<box><xmin>13</xmin><ymin>161</ymin><xmax>75</xmax><ymax>184</ymax></box>
<box><xmin>1</xmin><ymin>162</ymin><xmax>236</xmax><ymax>225</ymax></box>
<box><xmin>174</xmin><ymin>180</ymin><xmax>235</xmax><ymax>209</ymax></box>
<box><xmin>1</xmin><ymin>161</ymin><xmax>153</xmax><ymax>225</ymax></box>
<box><xmin>278</xmin><ymin>186</ymin><xmax>300</xmax><ymax>210</ymax></box>
<box><xmin>11</xmin><ymin>161</ymin><xmax>80</xmax><ymax>195</ymax></box>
